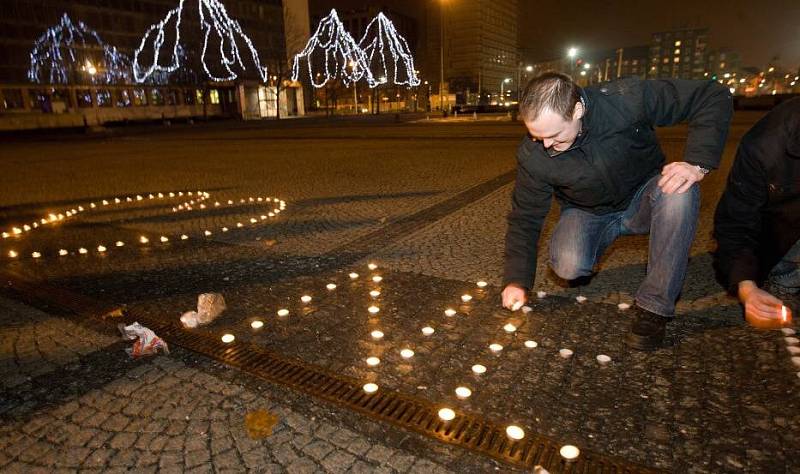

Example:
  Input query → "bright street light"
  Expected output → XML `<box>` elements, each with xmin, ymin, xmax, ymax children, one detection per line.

<box><xmin>568</xmin><ymin>47</ymin><xmax>578</xmax><ymax>58</ymax></box>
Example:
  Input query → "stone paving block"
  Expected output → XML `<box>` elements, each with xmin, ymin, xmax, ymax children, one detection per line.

<box><xmin>301</xmin><ymin>439</ymin><xmax>334</xmax><ymax>461</ymax></box>
<box><xmin>286</xmin><ymin>456</ymin><xmax>319</xmax><ymax>474</ymax></box>
<box><xmin>82</xmin><ymin>448</ymin><xmax>116</xmax><ymax>468</ymax></box>
<box><xmin>320</xmin><ymin>450</ymin><xmax>357</xmax><ymax>474</ymax></box>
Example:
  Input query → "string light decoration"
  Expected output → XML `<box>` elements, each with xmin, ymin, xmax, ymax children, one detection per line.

<box><xmin>291</xmin><ymin>9</ymin><xmax>374</xmax><ymax>88</ymax></box>
<box><xmin>133</xmin><ymin>0</ymin><xmax>267</xmax><ymax>84</ymax></box>
<box><xmin>28</xmin><ymin>13</ymin><xmax>131</xmax><ymax>84</ymax></box>
<box><xmin>358</xmin><ymin>13</ymin><xmax>420</xmax><ymax>87</ymax></box>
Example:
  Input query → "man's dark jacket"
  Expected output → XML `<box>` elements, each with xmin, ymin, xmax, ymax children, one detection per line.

<box><xmin>504</xmin><ymin>77</ymin><xmax>733</xmax><ymax>290</ymax></box>
<box><xmin>713</xmin><ymin>97</ymin><xmax>800</xmax><ymax>294</ymax></box>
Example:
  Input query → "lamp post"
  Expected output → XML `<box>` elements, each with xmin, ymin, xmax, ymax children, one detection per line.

<box><xmin>500</xmin><ymin>77</ymin><xmax>511</xmax><ymax>105</ymax></box>
<box><xmin>517</xmin><ymin>64</ymin><xmax>533</xmax><ymax>102</ymax></box>
<box><xmin>349</xmin><ymin>61</ymin><xmax>358</xmax><ymax>114</ymax></box>
<box><xmin>439</xmin><ymin>0</ymin><xmax>446</xmax><ymax>112</ymax></box>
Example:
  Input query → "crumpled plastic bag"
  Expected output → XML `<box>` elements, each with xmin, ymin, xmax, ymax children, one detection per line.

<box><xmin>118</xmin><ymin>322</ymin><xmax>169</xmax><ymax>358</ymax></box>
<box><xmin>180</xmin><ymin>293</ymin><xmax>226</xmax><ymax>328</ymax></box>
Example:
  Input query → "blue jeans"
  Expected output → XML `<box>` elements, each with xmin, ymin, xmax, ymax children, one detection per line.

<box><xmin>768</xmin><ymin>239</ymin><xmax>800</xmax><ymax>294</ymax></box>
<box><xmin>549</xmin><ymin>175</ymin><xmax>700</xmax><ymax>317</ymax></box>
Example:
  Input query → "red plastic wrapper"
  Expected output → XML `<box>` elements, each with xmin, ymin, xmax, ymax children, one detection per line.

<box><xmin>118</xmin><ymin>322</ymin><xmax>169</xmax><ymax>358</ymax></box>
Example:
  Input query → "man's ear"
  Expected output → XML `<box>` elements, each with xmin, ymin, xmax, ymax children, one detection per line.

<box><xmin>572</xmin><ymin>101</ymin><xmax>584</xmax><ymax>121</ymax></box>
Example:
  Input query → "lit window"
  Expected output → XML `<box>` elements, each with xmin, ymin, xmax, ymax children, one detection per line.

<box><xmin>209</xmin><ymin>89</ymin><xmax>220</xmax><ymax>105</ymax></box>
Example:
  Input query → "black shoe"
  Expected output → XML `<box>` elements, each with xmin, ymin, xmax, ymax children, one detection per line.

<box><xmin>625</xmin><ymin>306</ymin><xmax>671</xmax><ymax>351</ymax></box>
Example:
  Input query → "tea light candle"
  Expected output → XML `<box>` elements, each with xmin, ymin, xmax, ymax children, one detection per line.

<box><xmin>58</xmin><ymin>249</ymin><xmax>68</xmax><ymax>256</ymax></box>
<box><xmin>368</xmin><ymin>263</ymin><xmax>378</xmax><ymax>270</ymax></box>
<box><xmin>522</xmin><ymin>306</ymin><xmax>532</xmax><ymax>313</ymax></box>
<box><xmin>115</xmin><ymin>241</ymin><xmax>125</xmax><ymax>247</ymax></box>
<box><xmin>618</xmin><ymin>303</ymin><xmax>631</xmax><ymax>310</ymax></box>
<box><xmin>782</xmin><ymin>328</ymin><xmax>796</xmax><ymax>336</ymax></box>
<box><xmin>400</xmin><ymin>349</ymin><xmax>414</xmax><ymax>358</ymax></box>
<box><xmin>421</xmin><ymin>326</ymin><xmax>435</xmax><ymax>336</ymax></box>
<box><xmin>250</xmin><ymin>320</ymin><xmax>264</xmax><ymax>329</ymax></box>
<box><xmin>180</xmin><ymin>234</ymin><xmax>188</xmax><ymax>240</ymax></box>
<box><xmin>366</xmin><ymin>357</ymin><xmax>380</xmax><ymax>366</ymax></box>
<box><xmin>368</xmin><ymin>306</ymin><xmax>380</xmax><ymax>314</ymax></box>
<box><xmin>349</xmin><ymin>272</ymin><xmax>359</xmax><ymax>279</ymax></box>
<box><xmin>327</xmin><ymin>283</ymin><xmax>337</xmax><ymax>290</ymax></box>
<box><xmin>461</xmin><ymin>294</ymin><xmax>473</xmax><ymax>302</ymax></box>
<box><xmin>301</xmin><ymin>295</ymin><xmax>312</xmax><ymax>304</ymax></box>
<box><xmin>524</xmin><ymin>340</ymin><xmax>538</xmax><ymax>348</ymax></box>
<box><xmin>139</xmin><ymin>236</ymin><xmax>149</xmax><ymax>244</ymax></box>
<box><xmin>363</xmin><ymin>383</ymin><xmax>378</xmax><ymax>393</ymax></box>
<box><xmin>503</xmin><ymin>323</ymin><xmax>517</xmax><ymax>333</ymax></box>
<box><xmin>471</xmin><ymin>364</ymin><xmax>487</xmax><ymax>374</ymax></box>
<box><xmin>576</xmin><ymin>295</ymin><xmax>587</xmax><ymax>303</ymax></box>
<box><xmin>204</xmin><ymin>230</ymin><xmax>212</xmax><ymax>236</ymax></box>
<box><xmin>221</xmin><ymin>334</ymin><xmax>235</xmax><ymax>343</ymax></box>
<box><xmin>250</xmin><ymin>218</ymin><xmax>257</xmax><ymax>224</ymax></box>
<box><xmin>370</xmin><ymin>330</ymin><xmax>384</xmax><ymax>339</ymax></box>
<box><xmin>506</xmin><ymin>425</ymin><xmax>525</xmax><ymax>440</ymax></box>
<box><xmin>489</xmin><ymin>343</ymin><xmax>503</xmax><ymax>352</ymax></box>
<box><xmin>8</xmin><ymin>250</ymin><xmax>17</xmax><ymax>258</ymax></box>
<box><xmin>511</xmin><ymin>300</ymin><xmax>523</xmax><ymax>312</ymax></box>
<box><xmin>792</xmin><ymin>357</ymin><xmax>800</xmax><ymax>368</ymax></box>
<box><xmin>536</xmin><ymin>291</ymin><xmax>547</xmax><ymax>299</ymax></box>
<box><xmin>236</xmin><ymin>223</ymin><xmax>243</xmax><ymax>228</ymax></box>
<box><xmin>785</xmin><ymin>337</ymin><xmax>799</xmax><ymax>345</ymax></box>
<box><xmin>97</xmin><ymin>245</ymin><xmax>106</xmax><ymax>253</ymax></box>
<box><xmin>438</xmin><ymin>408</ymin><xmax>455</xmax><ymax>421</ymax></box>
<box><xmin>560</xmin><ymin>445</ymin><xmax>580</xmax><ymax>460</ymax></box>
<box><xmin>222</xmin><ymin>227</ymin><xmax>229</xmax><ymax>232</ymax></box>
<box><xmin>31</xmin><ymin>252</ymin><xmax>41</xmax><ymax>259</ymax></box>
<box><xmin>444</xmin><ymin>308</ymin><xmax>457</xmax><ymax>317</ymax></box>
<box><xmin>78</xmin><ymin>248</ymin><xmax>88</xmax><ymax>254</ymax></box>
<box><xmin>277</xmin><ymin>309</ymin><xmax>289</xmax><ymax>317</ymax></box>
<box><xmin>372</xmin><ymin>276</ymin><xmax>382</xmax><ymax>283</ymax></box>
<box><xmin>369</xmin><ymin>290</ymin><xmax>381</xmax><ymax>297</ymax></box>
<box><xmin>559</xmin><ymin>348</ymin><xmax>574</xmax><ymax>359</ymax></box>
<box><xmin>596</xmin><ymin>354</ymin><xmax>612</xmax><ymax>365</ymax></box>
<box><xmin>788</xmin><ymin>346</ymin><xmax>800</xmax><ymax>355</ymax></box>
<box><xmin>476</xmin><ymin>281</ymin><xmax>487</xmax><ymax>288</ymax></box>
<box><xmin>455</xmin><ymin>386</ymin><xmax>472</xmax><ymax>399</ymax></box>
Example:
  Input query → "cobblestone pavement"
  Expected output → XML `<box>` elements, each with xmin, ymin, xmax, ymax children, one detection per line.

<box><xmin>1</xmin><ymin>113</ymin><xmax>799</xmax><ymax>473</ymax></box>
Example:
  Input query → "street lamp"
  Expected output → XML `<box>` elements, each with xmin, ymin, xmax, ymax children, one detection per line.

<box><xmin>517</xmin><ymin>64</ymin><xmax>533</xmax><ymax>102</ymax></box>
<box><xmin>567</xmin><ymin>47</ymin><xmax>578</xmax><ymax>79</ymax></box>
<box><xmin>500</xmin><ymin>77</ymin><xmax>511</xmax><ymax>104</ymax></box>
<box><xmin>349</xmin><ymin>60</ymin><xmax>358</xmax><ymax>114</ymax></box>
<box><xmin>439</xmin><ymin>0</ymin><xmax>447</xmax><ymax>112</ymax></box>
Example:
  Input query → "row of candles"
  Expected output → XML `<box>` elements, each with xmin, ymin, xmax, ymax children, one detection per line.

<box><xmin>3</xmin><ymin>192</ymin><xmax>287</xmax><ymax>260</ymax></box>
<box><xmin>217</xmin><ymin>263</ymin><xmax>582</xmax><ymax>460</ymax></box>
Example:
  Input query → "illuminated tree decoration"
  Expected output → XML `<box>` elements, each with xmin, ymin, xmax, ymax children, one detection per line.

<box><xmin>291</xmin><ymin>9</ymin><xmax>374</xmax><ymax>89</ymax></box>
<box><xmin>28</xmin><ymin>13</ymin><xmax>131</xmax><ymax>84</ymax></box>
<box><xmin>359</xmin><ymin>13</ymin><xmax>420</xmax><ymax>88</ymax></box>
<box><xmin>133</xmin><ymin>0</ymin><xmax>267</xmax><ymax>83</ymax></box>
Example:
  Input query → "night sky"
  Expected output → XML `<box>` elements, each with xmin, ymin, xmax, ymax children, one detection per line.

<box><xmin>519</xmin><ymin>0</ymin><xmax>800</xmax><ymax>69</ymax></box>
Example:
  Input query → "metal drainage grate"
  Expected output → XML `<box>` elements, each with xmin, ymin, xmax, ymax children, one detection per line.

<box><xmin>2</xmin><ymin>270</ymin><xmax>660</xmax><ymax>473</ymax></box>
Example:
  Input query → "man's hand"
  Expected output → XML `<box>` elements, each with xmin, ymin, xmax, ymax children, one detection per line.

<box><xmin>738</xmin><ymin>280</ymin><xmax>785</xmax><ymax>324</ymax></box>
<box><xmin>658</xmin><ymin>162</ymin><xmax>705</xmax><ymax>194</ymax></box>
<box><xmin>502</xmin><ymin>284</ymin><xmax>527</xmax><ymax>310</ymax></box>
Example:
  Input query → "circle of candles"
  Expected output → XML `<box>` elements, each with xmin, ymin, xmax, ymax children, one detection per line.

<box><xmin>461</xmin><ymin>294</ymin><xmax>473</xmax><ymax>303</ymax></box>
<box><xmin>489</xmin><ymin>343</ymin><xmax>503</xmax><ymax>352</ymax></box>
<box><xmin>471</xmin><ymin>364</ymin><xmax>487</xmax><ymax>374</ymax></box>
<box><xmin>559</xmin><ymin>348</ymin><xmax>574</xmax><ymax>359</ymax></box>
<box><xmin>368</xmin><ymin>263</ymin><xmax>378</xmax><ymax>270</ymax></box>
<box><xmin>503</xmin><ymin>323</ymin><xmax>517</xmax><ymax>333</ymax></box>
<box><xmin>421</xmin><ymin>326</ymin><xmax>435</xmax><ymax>336</ymax></box>
<box><xmin>8</xmin><ymin>250</ymin><xmax>17</xmax><ymax>258</ymax></box>
<box><xmin>371</xmin><ymin>330</ymin><xmax>384</xmax><ymax>339</ymax></box>
<box><xmin>31</xmin><ymin>252</ymin><xmax>41</xmax><ymax>259</ymax></box>
<box><xmin>368</xmin><ymin>306</ymin><xmax>380</xmax><ymax>314</ymax></box>
<box><xmin>58</xmin><ymin>249</ymin><xmax>68</xmax><ymax>256</ymax></box>
<box><xmin>506</xmin><ymin>425</ymin><xmax>525</xmax><ymax>440</ymax></box>
<box><xmin>349</xmin><ymin>272</ymin><xmax>359</xmax><ymax>279</ymax></box>
<box><xmin>301</xmin><ymin>295</ymin><xmax>312</xmax><ymax>304</ymax></box>
<box><xmin>618</xmin><ymin>302</ymin><xmax>631</xmax><ymax>310</ymax></box>
<box><xmin>576</xmin><ymin>295</ymin><xmax>587</xmax><ymax>303</ymax></box>
<box><xmin>444</xmin><ymin>308</ymin><xmax>457</xmax><ymax>317</ymax></box>
<box><xmin>438</xmin><ymin>408</ymin><xmax>456</xmax><ymax>421</ymax></box>
<box><xmin>524</xmin><ymin>340</ymin><xmax>538</xmax><ymax>348</ymax></box>
<box><xmin>788</xmin><ymin>346</ymin><xmax>800</xmax><ymax>355</ymax></box>
<box><xmin>560</xmin><ymin>445</ymin><xmax>580</xmax><ymax>460</ymax></box>
<box><xmin>97</xmin><ymin>245</ymin><xmax>107</xmax><ymax>253</ymax></box>
<box><xmin>785</xmin><ymin>337</ymin><xmax>799</xmax><ymax>345</ymax></box>
<box><xmin>400</xmin><ymin>348</ymin><xmax>415</xmax><ymax>358</ymax></box>
<box><xmin>369</xmin><ymin>290</ymin><xmax>381</xmax><ymax>297</ymax></box>
<box><xmin>181</xmin><ymin>234</ymin><xmax>189</xmax><ymax>240</ymax></box>
<box><xmin>160</xmin><ymin>236</ymin><xmax>169</xmax><ymax>243</ymax></box>
<box><xmin>115</xmin><ymin>241</ymin><xmax>125</xmax><ymax>247</ymax></box>
<box><xmin>782</xmin><ymin>328</ymin><xmax>797</xmax><ymax>336</ymax></box>
<box><xmin>366</xmin><ymin>357</ymin><xmax>380</xmax><ymax>366</ymax></box>
<box><xmin>455</xmin><ymin>386</ymin><xmax>472</xmax><ymax>399</ymax></box>
<box><xmin>221</xmin><ymin>334</ymin><xmax>235</xmax><ymax>343</ymax></box>
<box><xmin>363</xmin><ymin>383</ymin><xmax>378</xmax><ymax>393</ymax></box>
<box><xmin>139</xmin><ymin>236</ymin><xmax>149</xmax><ymax>244</ymax></box>
<box><xmin>326</xmin><ymin>283</ymin><xmax>337</xmax><ymax>290</ymax></box>
<box><xmin>476</xmin><ymin>281</ymin><xmax>487</xmax><ymax>288</ymax></box>
<box><xmin>78</xmin><ymin>248</ymin><xmax>88</xmax><ymax>254</ymax></box>
<box><xmin>372</xmin><ymin>276</ymin><xmax>383</xmax><ymax>283</ymax></box>
<box><xmin>536</xmin><ymin>291</ymin><xmax>547</xmax><ymax>299</ymax></box>
<box><xmin>277</xmin><ymin>309</ymin><xmax>289</xmax><ymax>317</ymax></box>
<box><xmin>250</xmin><ymin>320</ymin><xmax>264</xmax><ymax>329</ymax></box>
<box><xmin>596</xmin><ymin>354</ymin><xmax>612</xmax><ymax>365</ymax></box>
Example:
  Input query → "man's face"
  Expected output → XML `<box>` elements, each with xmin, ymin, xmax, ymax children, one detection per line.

<box><xmin>524</xmin><ymin>104</ymin><xmax>583</xmax><ymax>153</ymax></box>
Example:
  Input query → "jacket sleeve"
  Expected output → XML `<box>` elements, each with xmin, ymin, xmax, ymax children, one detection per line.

<box><xmin>712</xmin><ymin>142</ymin><xmax>768</xmax><ymax>294</ymax></box>
<box><xmin>503</xmin><ymin>153</ymin><xmax>553</xmax><ymax>291</ymax></box>
<box><xmin>641</xmin><ymin>79</ymin><xmax>733</xmax><ymax>169</ymax></box>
